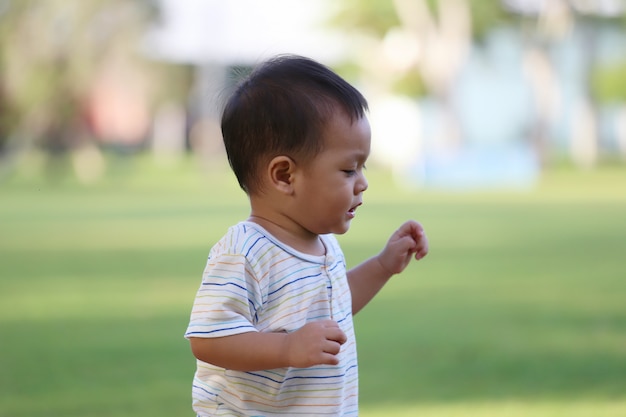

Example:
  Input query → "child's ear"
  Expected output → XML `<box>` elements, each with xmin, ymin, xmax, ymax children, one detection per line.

<box><xmin>267</xmin><ymin>155</ymin><xmax>296</xmax><ymax>194</ymax></box>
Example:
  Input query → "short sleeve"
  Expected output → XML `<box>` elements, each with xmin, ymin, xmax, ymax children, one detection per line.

<box><xmin>185</xmin><ymin>253</ymin><xmax>261</xmax><ymax>339</ymax></box>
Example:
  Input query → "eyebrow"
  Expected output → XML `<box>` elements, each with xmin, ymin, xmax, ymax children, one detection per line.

<box><xmin>340</xmin><ymin>153</ymin><xmax>368</xmax><ymax>166</ymax></box>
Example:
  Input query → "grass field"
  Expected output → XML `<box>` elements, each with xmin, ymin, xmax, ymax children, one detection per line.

<box><xmin>1</xmin><ymin>157</ymin><xmax>625</xmax><ymax>416</ymax></box>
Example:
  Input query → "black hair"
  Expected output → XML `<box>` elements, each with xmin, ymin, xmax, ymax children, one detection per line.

<box><xmin>220</xmin><ymin>54</ymin><xmax>368</xmax><ymax>194</ymax></box>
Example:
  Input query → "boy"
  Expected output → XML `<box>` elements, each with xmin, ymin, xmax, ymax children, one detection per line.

<box><xmin>185</xmin><ymin>55</ymin><xmax>429</xmax><ymax>416</ymax></box>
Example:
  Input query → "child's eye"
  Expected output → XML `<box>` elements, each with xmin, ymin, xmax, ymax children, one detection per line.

<box><xmin>342</xmin><ymin>170</ymin><xmax>356</xmax><ymax>176</ymax></box>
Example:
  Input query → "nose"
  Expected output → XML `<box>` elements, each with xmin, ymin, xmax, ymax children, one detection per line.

<box><xmin>357</xmin><ymin>171</ymin><xmax>368</xmax><ymax>193</ymax></box>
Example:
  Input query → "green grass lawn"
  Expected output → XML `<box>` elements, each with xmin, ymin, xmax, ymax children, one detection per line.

<box><xmin>1</xmin><ymin>157</ymin><xmax>625</xmax><ymax>416</ymax></box>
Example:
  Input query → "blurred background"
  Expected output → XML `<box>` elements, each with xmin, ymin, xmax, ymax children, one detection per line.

<box><xmin>1</xmin><ymin>0</ymin><xmax>625</xmax><ymax>185</ymax></box>
<box><xmin>1</xmin><ymin>1</ymin><xmax>625</xmax><ymax>417</ymax></box>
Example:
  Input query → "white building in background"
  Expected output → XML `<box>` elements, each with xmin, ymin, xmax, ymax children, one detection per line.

<box><xmin>146</xmin><ymin>0</ymin><xmax>345</xmax><ymax>65</ymax></box>
<box><xmin>144</xmin><ymin>0</ymin><xmax>349</xmax><ymax>165</ymax></box>
<box><xmin>144</xmin><ymin>0</ymin><xmax>425</xmax><ymax>185</ymax></box>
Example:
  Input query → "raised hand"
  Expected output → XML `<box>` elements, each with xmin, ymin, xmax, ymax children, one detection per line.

<box><xmin>377</xmin><ymin>220</ymin><xmax>429</xmax><ymax>275</ymax></box>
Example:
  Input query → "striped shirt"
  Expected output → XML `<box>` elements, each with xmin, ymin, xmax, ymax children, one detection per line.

<box><xmin>185</xmin><ymin>221</ymin><xmax>358</xmax><ymax>416</ymax></box>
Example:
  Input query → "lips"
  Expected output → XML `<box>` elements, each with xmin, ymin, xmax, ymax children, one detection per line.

<box><xmin>347</xmin><ymin>202</ymin><xmax>362</xmax><ymax>218</ymax></box>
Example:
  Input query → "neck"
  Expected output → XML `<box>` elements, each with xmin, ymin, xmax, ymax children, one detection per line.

<box><xmin>248</xmin><ymin>214</ymin><xmax>325</xmax><ymax>256</ymax></box>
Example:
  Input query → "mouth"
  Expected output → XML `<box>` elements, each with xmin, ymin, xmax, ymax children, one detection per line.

<box><xmin>347</xmin><ymin>202</ymin><xmax>362</xmax><ymax>218</ymax></box>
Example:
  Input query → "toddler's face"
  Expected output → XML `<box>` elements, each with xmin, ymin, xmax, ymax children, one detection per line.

<box><xmin>292</xmin><ymin>113</ymin><xmax>371</xmax><ymax>236</ymax></box>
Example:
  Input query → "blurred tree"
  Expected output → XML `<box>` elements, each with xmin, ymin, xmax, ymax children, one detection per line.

<box><xmin>334</xmin><ymin>0</ymin><xmax>511</xmax><ymax>41</ymax></box>
<box><xmin>0</xmin><ymin>0</ymin><xmax>171</xmax><ymax>179</ymax></box>
<box><xmin>331</xmin><ymin>0</ymin><xmax>513</xmax><ymax>150</ymax></box>
<box><xmin>592</xmin><ymin>61</ymin><xmax>626</xmax><ymax>103</ymax></box>
<box><xmin>506</xmin><ymin>0</ymin><xmax>626</xmax><ymax>167</ymax></box>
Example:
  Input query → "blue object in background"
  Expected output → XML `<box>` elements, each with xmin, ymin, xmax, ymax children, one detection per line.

<box><xmin>418</xmin><ymin>144</ymin><xmax>539</xmax><ymax>190</ymax></box>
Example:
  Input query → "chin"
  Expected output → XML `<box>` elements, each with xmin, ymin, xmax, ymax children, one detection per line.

<box><xmin>331</xmin><ymin>223</ymin><xmax>351</xmax><ymax>235</ymax></box>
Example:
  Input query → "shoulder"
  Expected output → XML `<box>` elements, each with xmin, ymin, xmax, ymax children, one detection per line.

<box><xmin>209</xmin><ymin>222</ymin><xmax>302</xmax><ymax>276</ymax></box>
<box><xmin>210</xmin><ymin>222</ymin><xmax>269</xmax><ymax>257</ymax></box>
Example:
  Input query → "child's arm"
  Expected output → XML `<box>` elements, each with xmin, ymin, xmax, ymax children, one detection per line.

<box><xmin>189</xmin><ymin>319</ymin><xmax>347</xmax><ymax>371</ymax></box>
<box><xmin>347</xmin><ymin>220</ymin><xmax>428</xmax><ymax>315</ymax></box>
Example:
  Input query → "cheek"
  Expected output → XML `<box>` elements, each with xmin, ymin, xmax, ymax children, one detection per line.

<box><xmin>329</xmin><ymin>184</ymin><xmax>355</xmax><ymax>206</ymax></box>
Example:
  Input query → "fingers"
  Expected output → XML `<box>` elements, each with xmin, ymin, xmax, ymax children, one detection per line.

<box><xmin>288</xmin><ymin>320</ymin><xmax>348</xmax><ymax>368</ymax></box>
<box><xmin>323</xmin><ymin>339</ymin><xmax>342</xmax><ymax>356</ymax></box>
<box><xmin>320</xmin><ymin>323</ymin><xmax>347</xmax><ymax>365</ymax></box>
<box><xmin>407</xmin><ymin>220</ymin><xmax>425</xmax><ymax>242</ymax></box>
<box><xmin>320</xmin><ymin>352</ymin><xmax>341</xmax><ymax>366</ymax></box>
<box><xmin>320</xmin><ymin>320</ymin><xmax>347</xmax><ymax>345</ymax></box>
<box><xmin>379</xmin><ymin>221</ymin><xmax>428</xmax><ymax>273</ymax></box>
<box><xmin>413</xmin><ymin>229</ymin><xmax>428</xmax><ymax>260</ymax></box>
<box><xmin>400</xmin><ymin>220</ymin><xmax>428</xmax><ymax>259</ymax></box>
